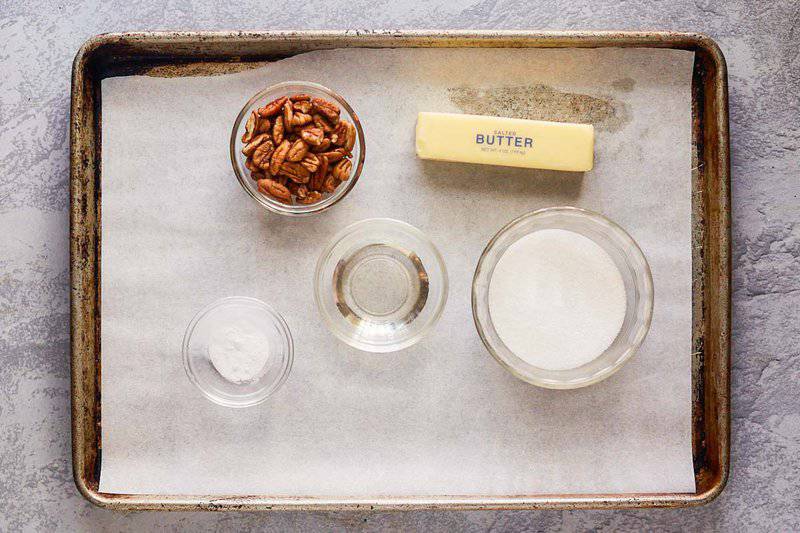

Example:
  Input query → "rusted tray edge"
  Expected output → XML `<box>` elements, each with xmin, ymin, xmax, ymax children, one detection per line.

<box><xmin>70</xmin><ymin>30</ymin><xmax>730</xmax><ymax>511</ymax></box>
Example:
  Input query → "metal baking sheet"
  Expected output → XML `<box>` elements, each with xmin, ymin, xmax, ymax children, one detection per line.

<box><xmin>70</xmin><ymin>30</ymin><xmax>730</xmax><ymax>510</ymax></box>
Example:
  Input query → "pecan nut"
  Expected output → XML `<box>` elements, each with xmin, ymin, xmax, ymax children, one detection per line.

<box><xmin>300</xmin><ymin>153</ymin><xmax>320</xmax><ymax>173</ymax></box>
<box><xmin>331</xmin><ymin>159</ymin><xmax>353</xmax><ymax>181</ymax></box>
<box><xmin>321</xmin><ymin>173</ymin><xmax>340</xmax><ymax>193</ymax></box>
<box><xmin>313</xmin><ymin>113</ymin><xmax>335</xmax><ymax>133</ymax></box>
<box><xmin>287</xmin><ymin>139</ymin><xmax>309</xmax><ymax>162</ymax></box>
<box><xmin>245</xmin><ymin>157</ymin><xmax>260</xmax><ymax>173</ymax></box>
<box><xmin>310</xmin><ymin>138</ymin><xmax>331</xmax><ymax>153</ymax></box>
<box><xmin>293</xmin><ymin>100</ymin><xmax>313</xmax><ymax>114</ymax></box>
<box><xmin>297</xmin><ymin>190</ymin><xmax>323</xmax><ymax>204</ymax></box>
<box><xmin>257</xmin><ymin>178</ymin><xmax>292</xmax><ymax>203</ymax></box>
<box><xmin>286</xmin><ymin>181</ymin><xmax>307</xmax><ymax>199</ymax></box>
<box><xmin>309</xmin><ymin>155</ymin><xmax>328</xmax><ymax>191</ymax></box>
<box><xmin>279</xmin><ymin>161</ymin><xmax>311</xmax><ymax>184</ymax></box>
<box><xmin>252</xmin><ymin>138</ymin><xmax>276</xmax><ymax>169</ymax></box>
<box><xmin>331</xmin><ymin>120</ymin><xmax>355</xmax><ymax>149</ymax></box>
<box><xmin>341</xmin><ymin>121</ymin><xmax>356</xmax><ymax>152</ymax></box>
<box><xmin>272</xmin><ymin>116</ymin><xmax>285</xmax><ymax>145</ymax></box>
<box><xmin>312</xmin><ymin>97</ymin><xmax>340</xmax><ymax>124</ymax></box>
<box><xmin>269</xmin><ymin>139</ymin><xmax>291</xmax><ymax>176</ymax></box>
<box><xmin>300</xmin><ymin>126</ymin><xmax>325</xmax><ymax>146</ymax></box>
<box><xmin>242</xmin><ymin>111</ymin><xmax>258</xmax><ymax>144</ymax></box>
<box><xmin>282</xmin><ymin>102</ymin><xmax>294</xmax><ymax>132</ymax></box>
<box><xmin>256</xmin><ymin>116</ymin><xmax>271</xmax><ymax>134</ymax></box>
<box><xmin>319</xmin><ymin>148</ymin><xmax>347</xmax><ymax>163</ymax></box>
<box><xmin>242</xmin><ymin>133</ymin><xmax>271</xmax><ymax>157</ymax></box>
<box><xmin>291</xmin><ymin>112</ymin><xmax>312</xmax><ymax>128</ymax></box>
<box><xmin>257</xmin><ymin>96</ymin><xmax>287</xmax><ymax>118</ymax></box>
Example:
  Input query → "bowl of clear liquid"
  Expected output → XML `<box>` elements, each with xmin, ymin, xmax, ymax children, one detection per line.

<box><xmin>314</xmin><ymin>218</ymin><xmax>448</xmax><ymax>353</ymax></box>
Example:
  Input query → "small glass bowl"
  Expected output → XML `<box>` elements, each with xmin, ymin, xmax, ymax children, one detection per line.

<box><xmin>472</xmin><ymin>207</ymin><xmax>653</xmax><ymax>389</ymax></box>
<box><xmin>230</xmin><ymin>81</ymin><xmax>366</xmax><ymax>216</ymax></box>
<box><xmin>182</xmin><ymin>296</ymin><xmax>293</xmax><ymax>407</ymax></box>
<box><xmin>314</xmin><ymin>218</ymin><xmax>448</xmax><ymax>353</ymax></box>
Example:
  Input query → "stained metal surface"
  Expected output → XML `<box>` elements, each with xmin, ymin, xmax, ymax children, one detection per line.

<box><xmin>70</xmin><ymin>30</ymin><xmax>730</xmax><ymax>511</ymax></box>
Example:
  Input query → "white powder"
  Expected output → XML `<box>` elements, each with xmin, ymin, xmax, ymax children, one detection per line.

<box><xmin>488</xmin><ymin>229</ymin><xmax>626</xmax><ymax>371</ymax></box>
<box><xmin>208</xmin><ymin>324</ymin><xmax>271</xmax><ymax>384</ymax></box>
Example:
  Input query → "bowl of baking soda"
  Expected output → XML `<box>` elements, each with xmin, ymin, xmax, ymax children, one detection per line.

<box><xmin>182</xmin><ymin>296</ymin><xmax>293</xmax><ymax>407</ymax></box>
<box><xmin>472</xmin><ymin>207</ymin><xmax>653</xmax><ymax>389</ymax></box>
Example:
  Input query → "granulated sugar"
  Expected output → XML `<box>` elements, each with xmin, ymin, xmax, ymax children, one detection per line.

<box><xmin>488</xmin><ymin>229</ymin><xmax>626</xmax><ymax>371</ymax></box>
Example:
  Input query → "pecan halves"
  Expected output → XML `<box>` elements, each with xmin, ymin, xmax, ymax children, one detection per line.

<box><xmin>310</xmin><ymin>155</ymin><xmax>328</xmax><ymax>191</ymax></box>
<box><xmin>242</xmin><ymin>133</ymin><xmax>271</xmax><ymax>157</ymax></box>
<box><xmin>245</xmin><ymin>157</ymin><xmax>260</xmax><ymax>173</ymax></box>
<box><xmin>313</xmin><ymin>113</ymin><xmax>335</xmax><ymax>133</ymax></box>
<box><xmin>291</xmin><ymin>112</ymin><xmax>312</xmax><ymax>128</ymax></box>
<box><xmin>287</xmin><ymin>139</ymin><xmax>309</xmax><ymax>162</ymax></box>
<box><xmin>278</xmin><ymin>161</ymin><xmax>311</xmax><ymax>184</ymax></box>
<box><xmin>300</xmin><ymin>153</ymin><xmax>320</xmax><ymax>173</ymax></box>
<box><xmin>269</xmin><ymin>139</ymin><xmax>291</xmax><ymax>176</ymax></box>
<box><xmin>310</xmin><ymin>137</ymin><xmax>332</xmax><ymax>153</ymax></box>
<box><xmin>242</xmin><ymin>111</ymin><xmax>258</xmax><ymax>143</ymax></box>
<box><xmin>272</xmin><ymin>116</ymin><xmax>285</xmax><ymax>145</ymax></box>
<box><xmin>297</xmin><ymin>190</ymin><xmax>323</xmax><ymax>204</ymax></box>
<box><xmin>293</xmin><ymin>100</ymin><xmax>313</xmax><ymax>114</ymax></box>
<box><xmin>321</xmin><ymin>173</ymin><xmax>340</xmax><ymax>193</ymax></box>
<box><xmin>245</xmin><ymin>92</ymin><xmax>355</xmax><ymax>205</ymax></box>
<box><xmin>286</xmin><ymin>181</ymin><xmax>308</xmax><ymax>199</ymax></box>
<box><xmin>257</xmin><ymin>178</ymin><xmax>292</xmax><ymax>203</ymax></box>
<box><xmin>331</xmin><ymin>159</ymin><xmax>353</xmax><ymax>181</ymax></box>
<box><xmin>331</xmin><ymin>120</ymin><xmax>355</xmax><ymax>148</ymax></box>
<box><xmin>312</xmin><ymin>97</ymin><xmax>340</xmax><ymax>124</ymax></box>
<box><xmin>319</xmin><ymin>148</ymin><xmax>347</xmax><ymax>163</ymax></box>
<box><xmin>300</xmin><ymin>126</ymin><xmax>325</xmax><ymax>146</ymax></box>
<box><xmin>252</xmin><ymin>138</ymin><xmax>276</xmax><ymax>169</ymax></box>
<box><xmin>257</xmin><ymin>96</ymin><xmax>287</xmax><ymax>118</ymax></box>
<box><xmin>282</xmin><ymin>102</ymin><xmax>294</xmax><ymax>132</ymax></box>
<box><xmin>341</xmin><ymin>121</ymin><xmax>356</xmax><ymax>152</ymax></box>
<box><xmin>256</xmin><ymin>116</ymin><xmax>271</xmax><ymax>134</ymax></box>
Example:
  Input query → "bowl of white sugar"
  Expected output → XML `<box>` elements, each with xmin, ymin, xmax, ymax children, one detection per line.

<box><xmin>472</xmin><ymin>207</ymin><xmax>653</xmax><ymax>389</ymax></box>
<box><xmin>182</xmin><ymin>296</ymin><xmax>294</xmax><ymax>407</ymax></box>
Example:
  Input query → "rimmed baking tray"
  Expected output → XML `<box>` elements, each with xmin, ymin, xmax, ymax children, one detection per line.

<box><xmin>70</xmin><ymin>30</ymin><xmax>730</xmax><ymax>510</ymax></box>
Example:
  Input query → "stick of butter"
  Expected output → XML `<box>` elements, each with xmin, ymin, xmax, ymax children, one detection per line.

<box><xmin>415</xmin><ymin>112</ymin><xmax>594</xmax><ymax>172</ymax></box>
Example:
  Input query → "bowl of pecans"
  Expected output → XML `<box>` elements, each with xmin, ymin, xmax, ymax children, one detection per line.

<box><xmin>230</xmin><ymin>81</ymin><xmax>365</xmax><ymax>215</ymax></box>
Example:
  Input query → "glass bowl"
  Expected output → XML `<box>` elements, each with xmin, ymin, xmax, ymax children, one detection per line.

<box><xmin>230</xmin><ymin>81</ymin><xmax>365</xmax><ymax>216</ymax></box>
<box><xmin>472</xmin><ymin>207</ymin><xmax>653</xmax><ymax>389</ymax></box>
<box><xmin>314</xmin><ymin>218</ymin><xmax>448</xmax><ymax>353</ymax></box>
<box><xmin>182</xmin><ymin>296</ymin><xmax>293</xmax><ymax>407</ymax></box>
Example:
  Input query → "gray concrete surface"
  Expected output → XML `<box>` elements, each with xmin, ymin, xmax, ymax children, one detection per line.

<box><xmin>1</xmin><ymin>0</ymin><xmax>798</xmax><ymax>530</ymax></box>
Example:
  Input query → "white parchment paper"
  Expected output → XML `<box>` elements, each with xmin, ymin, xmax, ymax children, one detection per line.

<box><xmin>99</xmin><ymin>48</ymin><xmax>696</xmax><ymax>495</ymax></box>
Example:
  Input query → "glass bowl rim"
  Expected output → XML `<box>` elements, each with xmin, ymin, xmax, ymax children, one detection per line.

<box><xmin>229</xmin><ymin>80</ymin><xmax>366</xmax><ymax>217</ymax></box>
<box><xmin>471</xmin><ymin>206</ymin><xmax>654</xmax><ymax>389</ymax></box>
